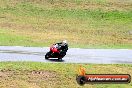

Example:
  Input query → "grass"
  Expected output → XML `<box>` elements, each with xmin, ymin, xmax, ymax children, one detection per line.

<box><xmin>0</xmin><ymin>62</ymin><xmax>132</xmax><ymax>88</ymax></box>
<box><xmin>0</xmin><ymin>1</ymin><xmax>132</xmax><ymax>88</ymax></box>
<box><xmin>0</xmin><ymin>0</ymin><xmax>132</xmax><ymax>48</ymax></box>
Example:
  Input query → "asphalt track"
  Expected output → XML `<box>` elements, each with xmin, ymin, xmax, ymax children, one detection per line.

<box><xmin>0</xmin><ymin>46</ymin><xmax>132</xmax><ymax>64</ymax></box>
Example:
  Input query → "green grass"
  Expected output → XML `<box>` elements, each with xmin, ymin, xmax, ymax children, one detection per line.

<box><xmin>0</xmin><ymin>62</ymin><xmax>132</xmax><ymax>88</ymax></box>
<box><xmin>0</xmin><ymin>0</ymin><xmax>132</xmax><ymax>48</ymax></box>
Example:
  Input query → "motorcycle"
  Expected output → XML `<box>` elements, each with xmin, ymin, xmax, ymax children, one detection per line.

<box><xmin>45</xmin><ymin>44</ymin><xmax>65</xmax><ymax>60</ymax></box>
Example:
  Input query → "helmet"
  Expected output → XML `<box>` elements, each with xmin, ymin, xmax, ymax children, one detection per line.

<box><xmin>62</xmin><ymin>40</ymin><xmax>67</xmax><ymax>44</ymax></box>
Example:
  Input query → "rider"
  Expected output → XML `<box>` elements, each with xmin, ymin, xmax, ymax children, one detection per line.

<box><xmin>55</xmin><ymin>40</ymin><xmax>68</xmax><ymax>56</ymax></box>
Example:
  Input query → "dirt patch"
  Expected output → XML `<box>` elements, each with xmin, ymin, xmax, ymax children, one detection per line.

<box><xmin>46</xmin><ymin>0</ymin><xmax>132</xmax><ymax>11</ymax></box>
<box><xmin>0</xmin><ymin>69</ymin><xmax>15</xmax><ymax>78</ymax></box>
<box><xmin>0</xmin><ymin>69</ymin><xmax>59</xmax><ymax>88</ymax></box>
<box><xmin>27</xmin><ymin>70</ymin><xmax>58</xmax><ymax>83</ymax></box>
<box><xmin>29</xmin><ymin>70</ymin><xmax>57</xmax><ymax>78</ymax></box>
<box><xmin>0</xmin><ymin>22</ymin><xmax>35</xmax><ymax>31</ymax></box>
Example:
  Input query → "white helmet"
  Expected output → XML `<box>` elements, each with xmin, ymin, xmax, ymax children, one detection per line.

<box><xmin>62</xmin><ymin>40</ymin><xmax>67</xmax><ymax>44</ymax></box>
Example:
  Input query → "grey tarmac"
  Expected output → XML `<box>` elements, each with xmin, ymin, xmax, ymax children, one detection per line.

<box><xmin>0</xmin><ymin>46</ymin><xmax>132</xmax><ymax>64</ymax></box>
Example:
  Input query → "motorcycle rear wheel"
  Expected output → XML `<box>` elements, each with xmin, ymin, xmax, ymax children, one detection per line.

<box><xmin>58</xmin><ymin>57</ymin><xmax>62</xmax><ymax>60</ymax></box>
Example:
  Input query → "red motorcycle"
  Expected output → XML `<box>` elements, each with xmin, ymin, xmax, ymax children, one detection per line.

<box><xmin>45</xmin><ymin>44</ymin><xmax>64</xmax><ymax>60</ymax></box>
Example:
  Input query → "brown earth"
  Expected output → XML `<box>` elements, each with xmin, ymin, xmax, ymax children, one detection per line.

<box><xmin>0</xmin><ymin>69</ymin><xmax>60</xmax><ymax>88</ymax></box>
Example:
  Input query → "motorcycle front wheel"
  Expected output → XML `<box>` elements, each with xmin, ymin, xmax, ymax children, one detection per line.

<box><xmin>45</xmin><ymin>52</ymin><xmax>51</xmax><ymax>59</ymax></box>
